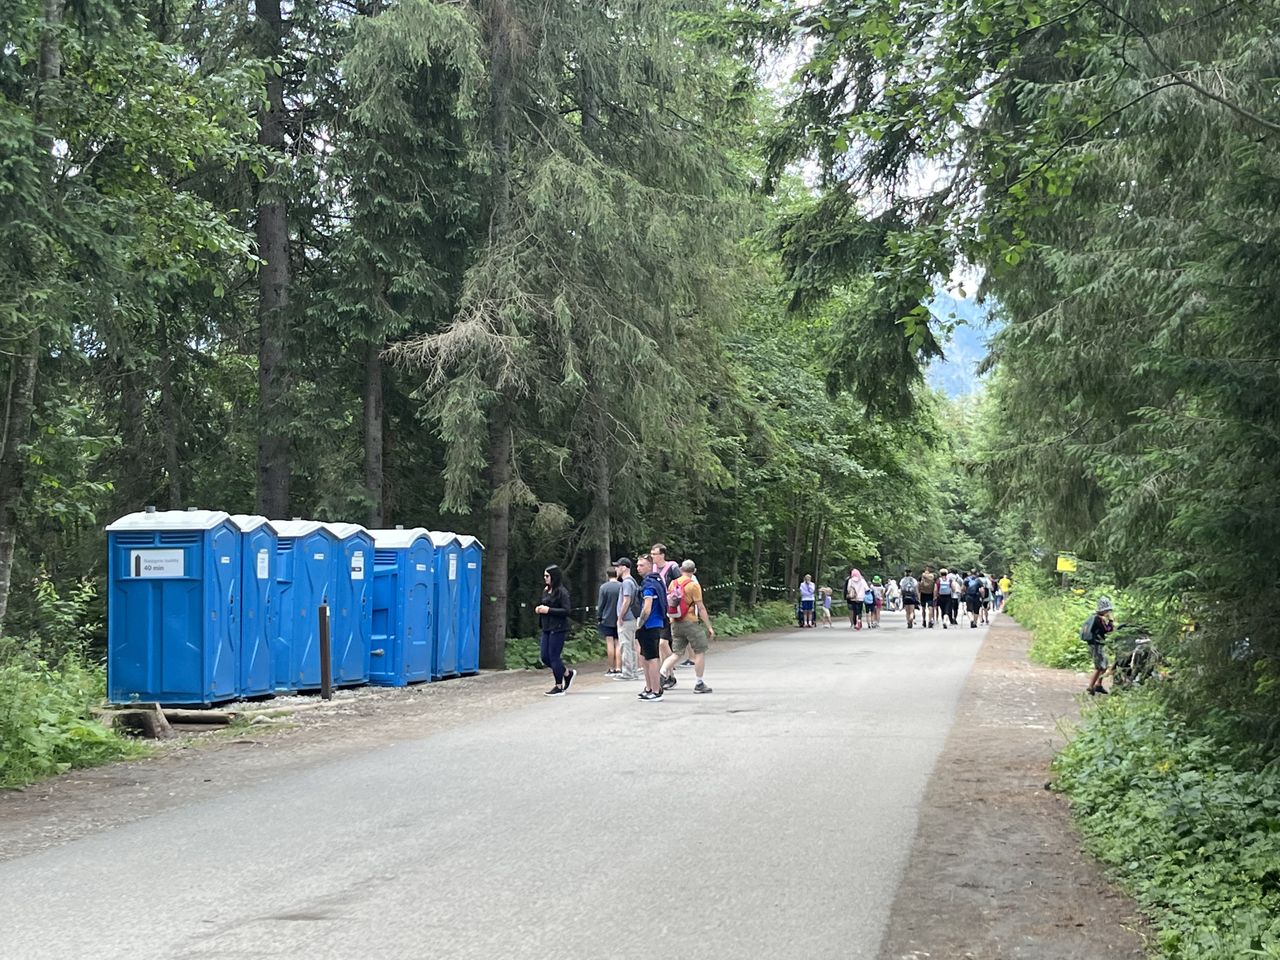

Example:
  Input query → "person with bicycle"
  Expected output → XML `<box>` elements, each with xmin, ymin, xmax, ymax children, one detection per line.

<box><xmin>1083</xmin><ymin>596</ymin><xmax>1116</xmax><ymax>695</ymax></box>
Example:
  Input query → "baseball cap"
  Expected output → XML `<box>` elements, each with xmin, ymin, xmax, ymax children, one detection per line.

<box><xmin>612</xmin><ymin>557</ymin><xmax>632</xmax><ymax>568</ymax></box>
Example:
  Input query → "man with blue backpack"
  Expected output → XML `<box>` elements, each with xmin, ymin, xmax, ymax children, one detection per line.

<box><xmin>634</xmin><ymin>555</ymin><xmax>670</xmax><ymax>701</ymax></box>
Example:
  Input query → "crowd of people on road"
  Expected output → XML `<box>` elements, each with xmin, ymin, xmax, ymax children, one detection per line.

<box><xmin>536</xmin><ymin>544</ymin><xmax>1015</xmax><ymax>700</ymax></box>
<box><xmin>537</xmin><ymin>542</ymin><xmax>715</xmax><ymax>701</ymax></box>
<box><xmin>796</xmin><ymin>566</ymin><xmax>1012</xmax><ymax>631</ymax></box>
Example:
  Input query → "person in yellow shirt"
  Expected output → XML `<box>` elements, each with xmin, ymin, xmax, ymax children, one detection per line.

<box><xmin>996</xmin><ymin>574</ymin><xmax>1012</xmax><ymax>611</ymax></box>
<box><xmin>658</xmin><ymin>559</ymin><xmax>716</xmax><ymax>694</ymax></box>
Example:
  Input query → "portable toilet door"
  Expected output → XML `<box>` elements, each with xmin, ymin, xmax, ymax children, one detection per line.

<box><xmin>228</xmin><ymin>515</ymin><xmax>277</xmax><ymax>698</ymax></box>
<box><xmin>323</xmin><ymin>523</ymin><xmax>373</xmax><ymax>687</ymax></box>
<box><xmin>369</xmin><ymin>527</ymin><xmax>433</xmax><ymax>686</ymax></box>
<box><xmin>106</xmin><ymin>508</ymin><xmax>239</xmax><ymax>706</ymax></box>
<box><xmin>456</xmin><ymin>535</ymin><xmax>484</xmax><ymax>675</ymax></box>
<box><xmin>271</xmin><ymin>520</ymin><xmax>337</xmax><ymax>690</ymax></box>
<box><xmin>429</xmin><ymin>531</ymin><xmax>462</xmax><ymax>679</ymax></box>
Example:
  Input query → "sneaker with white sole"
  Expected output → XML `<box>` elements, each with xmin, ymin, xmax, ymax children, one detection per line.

<box><xmin>545</xmin><ymin>686</ymin><xmax>564</xmax><ymax>697</ymax></box>
<box><xmin>694</xmin><ymin>681</ymin><xmax>712</xmax><ymax>694</ymax></box>
<box><xmin>562</xmin><ymin>668</ymin><xmax>576</xmax><ymax>692</ymax></box>
<box><xmin>661</xmin><ymin>673</ymin><xmax>677</xmax><ymax>690</ymax></box>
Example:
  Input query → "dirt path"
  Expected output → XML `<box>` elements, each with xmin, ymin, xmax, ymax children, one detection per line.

<box><xmin>877</xmin><ymin>616</ymin><xmax>1149</xmax><ymax>960</ymax></box>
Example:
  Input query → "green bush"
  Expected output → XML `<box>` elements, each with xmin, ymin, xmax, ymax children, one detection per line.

<box><xmin>1054</xmin><ymin>691</ymin><xmax>1280</xmax><ymax>958</ymax></box>
<box><xmin>504</xmin><ymin>626</ymin><xmax>607</xmax><ymax>670</ymax></box>
<box><xmin>713</xmin><ymin>600</ymin><xmax>795</xmax><ymax>637</ymax></box>
<box><xmin>1004</xmin><ymin>563</ymin><xmax>1135</xmax><ymax>670</ymax></box>
<box><xmin>0</xmin><ymin>654</ymin><xmax>148</xmax><ymax>788</ymax></box>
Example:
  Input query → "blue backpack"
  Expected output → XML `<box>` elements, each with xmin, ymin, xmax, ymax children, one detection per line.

<box><xmin>642</xmin><ymin>572</ymin><xmax>669</xmax><ymax>624</ymax></box>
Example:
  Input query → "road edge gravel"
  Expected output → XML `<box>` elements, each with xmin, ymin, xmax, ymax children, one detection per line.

<box><xmin>876</xmin><ymin>616</ymin><xmax>1151</xmax><ymax>960</ymax></box>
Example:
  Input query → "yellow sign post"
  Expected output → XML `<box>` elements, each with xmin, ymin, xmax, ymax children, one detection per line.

<box><xmin>1055</xmin><ymin>555</ymin><xmax>1078</xmax><ymax>573</ymax></box>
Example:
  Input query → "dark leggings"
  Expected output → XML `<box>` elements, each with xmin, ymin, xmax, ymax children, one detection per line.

<box><xmin>541</xmin><ymin>629</ymin><xmax>566</xmax><ymax>685</ymax></box>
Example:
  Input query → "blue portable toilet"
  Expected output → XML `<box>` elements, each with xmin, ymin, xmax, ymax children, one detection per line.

<box><xmin>228</xmin><ymin>515</ymin><xmax>277</xmax><ymax>699</ymax></box>
<box><xmin>429</xmin><ymin>531</ymin><xmax>463</xmax><ymax>679</ymax></box>
<box><xmin>321</xmin><ymin>523</ymin><xmax>373</xmax><ymax>687</ymax></box>
<box><xmin>456</xmin><ymin>534</ymin><xmax>484</xmax><ymax>675</ymax></box>
<box><xmin>106</xmin><ymin>508</ymin><xmax>239</xmax><ymax>705</ymax></box>
<box><xmin>368</xmin><ymin>527</ymin><xmax>434</xmax><ymax>686</ymax></box>
<box><xmin>270</xmin><ymin>520</ymin><xmax>337</xmax><ymax>691</ymax></box>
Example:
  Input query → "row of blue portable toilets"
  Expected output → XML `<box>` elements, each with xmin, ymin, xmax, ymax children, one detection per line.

<box><xmin>105</xmin><ymin>509</ymin><xmax>485</xmax><ymax>706</ymax></box>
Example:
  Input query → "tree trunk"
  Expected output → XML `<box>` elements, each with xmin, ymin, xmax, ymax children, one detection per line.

<box><xmin>476</xmin><ymin>0</ymin><xmax>516</xmax><ymax>668</ymax></box>
<box><xmin>749</xmin><ymin>533</ymin><xmax>762</xmax><ymax>607</ymax></box>
<box><xmin>787</xmin><ymin>517</ymin><xmax>803</xmax><ymax>591</ymax></box>
<box><xmin>159</xmin><ymin>318</ymin><xmax>183</xmax><ymax>509</ymax></box>
<box><xmin>587</xmin><ymin>402</ymin><xmax>611</xmax><ymax>585</ymax></box>
<box><xmin>363</xmin><ymin>341</ymin><xmax>384</xmax><ymax>527</ymax></box>
<box><xmin>479</xmin><ymin>414</ymin><xmax>512</xmax><ymax>669</ymax></box>
<box><xmin>254</xmin><ymin>0</ymin><xmax>291</xmax><ymax>518</ymax></box>
<box><xmin>0</xmin><ymin>0</ymin><xmax>65</xmax><ymax>632</ymax></box>
<box><xmin>728</xmin><ymin>547</ymin><xmax>739</xmax><ymax>616</ymax></box>
<box><xmin>809</xmin><ymin>515</ymin><xmax>824</xmax><ymax>582</ymax></box>
<box><xmin>0</xmin><ymin>329</ymin><xmax>40</xmax><ymax>630</ymax></box>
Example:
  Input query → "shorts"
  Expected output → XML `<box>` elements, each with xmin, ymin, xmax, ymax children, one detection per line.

<box><xmin>800</xmin><ymin>599</ymin><xmax>815</xmax><ymax>612</ymax></box>
<box><xmin>671</xmin><ymin>619</ymin><xmax>710</xmax><ymax>656</ymax></box>
<box><xmin>902</xmin><ymin>595</ymin><xmax>918</xmax><ymax>607</ymax></box>
<box><xmin>966</xmin><ymin>596</ymin><xmax>981</xmax><ymax>614</ymax></box>
<box><xmin>637</xmin><ymin>626</ymin><xmax>663</xmax><ymax>661</ymax></box>
<box><xmin>598</xmin><ymin>624</ymin><xmax>618</xmax><ymax>639</ymax></box>
<box><xmin>1088</xmin><ymin>642</ymin><xmax>1108</xmax><ymax>671</ymax></box>
<box><xmin>920</xmin><ymin>595</ymin><xmax>934</xmax><ymax>607</ymax></box>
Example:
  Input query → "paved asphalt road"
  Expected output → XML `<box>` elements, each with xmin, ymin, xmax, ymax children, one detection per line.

<box><xmin>1</xmin><ymin>612</ymin><xmax>987</xmax><ymax>960</ymax></box>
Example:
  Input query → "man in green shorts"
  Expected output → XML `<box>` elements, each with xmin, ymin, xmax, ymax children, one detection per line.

<box><xmin>659</xmin><ymin>559</ymin><xmax>716</xmax><ymax>694</ymax></box>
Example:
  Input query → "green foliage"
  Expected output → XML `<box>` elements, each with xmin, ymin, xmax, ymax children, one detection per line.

<box><xmin>1005</xmin><ymin>563</ymin><xmax>1138</xmax><ymax>671</ymax></box>
<box><xmin>504</xmin><ymin>626</ymin><xmax>606</xmax><ymax>672</ymax></box>
<box><xmin>0</xmin><ymin>654</ymin><xmax>147</xmax><ymax>789</ymax></box>
<box><xmin>1054</xmin><ymin>692</ymin><xmax>1280</xmax><ymax>959</ymax></box>
<box><xmin>712</xmin><ymin>600</ymin><xmax>795</xmax><ymax>638</ymax></box>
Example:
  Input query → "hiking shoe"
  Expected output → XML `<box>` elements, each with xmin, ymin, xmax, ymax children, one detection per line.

<box><xmin>563</xmin><ymin>668</ymin><xmax>576</xmax><ymax>692</ymax></box>
<box><xmin>694</xmin><ymin>682</ymin><xmax>712</xmax><ymax>694</ymax></box>
<box><xmin>545</xmin><ymin>686</ymin><xmax>564</xmax><ymax>697</ymax></box>
<box><xmin>661</xmin><ymin>673</ymin><xmax>677</xmax><ymax>690</ymax></box>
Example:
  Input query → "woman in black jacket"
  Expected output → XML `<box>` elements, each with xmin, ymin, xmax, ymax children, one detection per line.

<box><xmin>536</xmin><ymin>565</ymin><xmax>576</xmax><ymax>696</ymax></box>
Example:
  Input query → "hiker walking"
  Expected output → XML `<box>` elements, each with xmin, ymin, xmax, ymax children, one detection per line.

<box><xmin>918</xmin><ymin>566</ymin><xmax>937</xmax><ymax>628</ymax></box>
<box><xmin>900</xmin><ymin>568</ymin><xmax>920</xmax><ymax>628</ymax></box>
<box><xmin>844</xmin><ymin>567</ymin><xmax>870</xmax><ymax>629</ymax></box>
<box><xmin>597</xmin><ymin>567</ymin><xmax>622</xmax><ymax>675</ymax></box>
<box><xmin>659</xmin><ymin>559</ymin><xmax>715</xmax><ymax>694</ymax></box>
<box><xmin>634</xmin><ymin>555</ymin><xmax>669</xmax><ymax>701</ymax></box>
<box><xmin>537</xmin><ymin>565</ymin><xmax>576</xmax><ymax>697</ymax></box>
<box><xmin>614</xmin><ymin>557</ymin><xmax>642</xmax><ymax>681</ymax></box>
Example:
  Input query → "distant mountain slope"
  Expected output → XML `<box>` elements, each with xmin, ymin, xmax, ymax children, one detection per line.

<box><xmin>926</xmin><ymin>291</ymin><xmax>998</xmax><ymax>399</ymax></box>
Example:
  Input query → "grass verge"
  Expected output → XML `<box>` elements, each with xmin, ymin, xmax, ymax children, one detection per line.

<box><xmin>1054</xmin><ymin>691</ymin><xmax>1280</xmax><ymax>958</ymax></box>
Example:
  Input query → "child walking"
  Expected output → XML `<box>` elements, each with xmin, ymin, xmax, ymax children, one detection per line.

<box><xmin>820</xmin><ymin>586</ymin><xmax>833</xmax><ymax>627</ymax></box>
